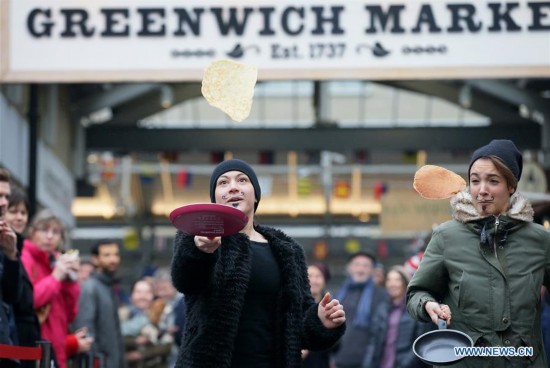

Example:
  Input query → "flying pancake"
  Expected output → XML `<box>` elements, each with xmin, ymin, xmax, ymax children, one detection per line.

<box><xmin>201</xmin><ymin>59</ymin><xmax>258</xmax><ymax>122</ymax></box>
<box><xmin>413</xmin><ymin>165</ymin><xmax>466</xmax><ymax>199</ymax></box>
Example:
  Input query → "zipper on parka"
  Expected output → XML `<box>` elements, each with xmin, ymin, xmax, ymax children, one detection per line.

<box><xmin>493</xmin><ymin>216</ymin><xmax>500</xmax><ymax>259</ymax></box>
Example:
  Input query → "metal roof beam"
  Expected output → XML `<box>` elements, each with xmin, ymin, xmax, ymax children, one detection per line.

<box><xmin>72</xmin><ymin>83</ymin><xmax>161</xmax><ymax>118</ymax></box>
<box><xmin>383</xmin><ymin>80</ymin><xmax>527</xmax><ymax>124</ymax></box>
<box><xmin>468</xmin><ymin>80</ymin><xmax>549</xmax><ymax>112</ymax></box>
<box><xmin>108</xmin><ymin>83</ymin><xmax>202</xmax><ymax>126</ymax></box>
<box><xmin>86</xmin><ymin>125</ymin><xmax>541</xmax><ymax>152</ymax></box>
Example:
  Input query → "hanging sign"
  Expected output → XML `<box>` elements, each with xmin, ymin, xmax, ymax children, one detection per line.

<box><xmin>1</xmin><ymin>0</ymin><xmax>549</xmax><ymax>82</ymax></box>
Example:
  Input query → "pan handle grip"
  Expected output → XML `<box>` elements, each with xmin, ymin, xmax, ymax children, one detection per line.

<box><xmin>438</xmin><ymin>318</ymin><xmax>447</xmax><ymax>330</ymax></box>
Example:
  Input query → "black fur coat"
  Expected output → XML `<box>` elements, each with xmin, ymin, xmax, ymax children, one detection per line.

<box><xmin>171</xmin><ymin>224</ymin><xmax>345</xmax><ymax>367</ymax></box>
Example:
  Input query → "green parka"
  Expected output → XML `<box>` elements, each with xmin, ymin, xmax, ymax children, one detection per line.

<box><xmin>407</xmin><ymin>189</ymin><xmax>550</xmax><ymax>368</ymax></box>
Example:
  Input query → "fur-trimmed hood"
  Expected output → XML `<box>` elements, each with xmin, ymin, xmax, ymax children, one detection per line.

<box><xmin>450</xmin><ymin>188</ymin><xmax>534</xmax><ymax>223</ymax></box>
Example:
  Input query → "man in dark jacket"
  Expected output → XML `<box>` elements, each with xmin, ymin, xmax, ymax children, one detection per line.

<box><xmin>332</xmin><ymin>252</ymin><xmax>390</xmax><ymax>368</ymax></box>
<box><xmin>73</xmin><ymin>240</ymin><xmax>126</xmax><ymax>368</ymax></box>
<box><xmin>0</xmin><ymin>168</ymin><xmax>22</xmax><ymax>368</ymax></box>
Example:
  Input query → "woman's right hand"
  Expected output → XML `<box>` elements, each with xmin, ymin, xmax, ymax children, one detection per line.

<box><xmin>425</xmin><ymin>301</ymin><xmax>452</xmax><ymax>326</ymax></box>
<box><xmin>52</xmin><ymin>256</ymin><xmax>69</xmax><ymax>281</ymax></box>
<box><xmin>194</xmin><ymin>236</ymin><xmax>221</xmax><ymax>253</ymax></box>
<box><xmin>53</xmin><ymin>253</ymin><xmax>80</xmax><ymax>281</ymax></box>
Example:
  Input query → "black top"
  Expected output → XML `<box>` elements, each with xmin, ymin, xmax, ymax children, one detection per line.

<box><xmin>303</xmin><ymin>349</ymin><xmax>331</xmax><ymax>368</ymax></box>
<box><xmin>232</xmin><ymin>241</ymin><xmax>281</xmax><ymax>368</ymax></box>
<box><xmin>13</xmin><ymin>233</ymin><xmax>40</xmax><ymax>345</ymax></box>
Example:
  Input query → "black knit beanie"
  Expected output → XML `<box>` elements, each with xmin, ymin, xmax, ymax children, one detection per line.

<box><xmin>209</xmin><ymin>159</ymin><xmax>261</xmax><ymax>212</ymax></box>
<box><xmin>468</xmin><ymin>139</ymin><xmax>523</xmax><ymax>182</ymax></box>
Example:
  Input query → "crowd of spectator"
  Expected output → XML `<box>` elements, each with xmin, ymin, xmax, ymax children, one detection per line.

<box><xmin>0</xmin><ymin>167</ymin><xmax>185</xmax><ymax>368</ymax></box>
<box><xmin>2</xmin><ymin>163</ymin><xmax>550</xmax><ymax>368</ymax></box>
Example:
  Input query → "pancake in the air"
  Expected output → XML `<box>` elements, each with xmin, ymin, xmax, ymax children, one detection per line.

<box><xmin>413</xmin><ymin>165</ymin><xmax>466</xmax><ymax>199</ymax></box>
<box><xmin>201</xmin><ymin>59</ymin><xmax>257</xmax><ymax>122</ymax></box>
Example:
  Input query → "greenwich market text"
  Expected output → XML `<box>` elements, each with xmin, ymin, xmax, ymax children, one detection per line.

<box><xmin>26</xmin><ymin>3</ymin><xmax>550</xmax><ymax>60</ymax></box>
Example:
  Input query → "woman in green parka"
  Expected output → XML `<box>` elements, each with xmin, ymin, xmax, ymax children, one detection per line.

<box><xmin>407</xmin><ymin>139</ymin><xmax>550</xmax><ymax>368</ymax></box>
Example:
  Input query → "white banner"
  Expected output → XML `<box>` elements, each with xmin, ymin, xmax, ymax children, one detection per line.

<box><xmin>1</xmin><ymin>0</ymin><xmax>549</xmax><ymax>82</ymax></box>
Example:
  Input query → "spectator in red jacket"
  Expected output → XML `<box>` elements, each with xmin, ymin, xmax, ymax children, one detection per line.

<box><xmin>21</xmin><ymin>209</ymin><xmax>91</xmax><ymax>368</ymax></box>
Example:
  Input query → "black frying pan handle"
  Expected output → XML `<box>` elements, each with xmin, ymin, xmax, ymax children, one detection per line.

<box><xmin>438</xmin><ymin>318</ymin><xmax>447</xmax><ymax>330</ymax></box>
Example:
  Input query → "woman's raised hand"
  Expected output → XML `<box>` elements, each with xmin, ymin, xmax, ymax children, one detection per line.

<box><xmin>317</xmin><ymin>292</ymin><xmax>346</xmax><ymax>329</ymax></box>
<box><xmin>0</xmin><ymin>220</ymin><xmax>17</xmax><ymax>260</ymax></box>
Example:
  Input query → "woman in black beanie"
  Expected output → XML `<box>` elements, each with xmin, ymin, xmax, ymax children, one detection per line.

<box><xmin>407</xmin><ymin>139</ymin><xmax>550</xmax><ymax>367</ymax></box>
<box><xmin>171</xmin><ymin>158</ymin><xmax>346</xmax><ymax>368</ymax></box>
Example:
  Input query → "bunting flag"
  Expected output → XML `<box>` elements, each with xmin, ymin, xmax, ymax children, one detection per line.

<box><xmin>177</xmin><ymin>170</ymin><xmax>193</xmax><ymax>189</ymax></box>
<box><xmin>402</xmin><ymin>151</ymin><xmax>417</xmax><ymax>165</ymax></box>
<box><xmin>298</xmin><ymin>177</ymin><xmax>312</xmax><ymax>196</ymax></box>
<box><xmin>344</xmin><ymin>239</ymin><xmax>360</xmax><ymax>254</ymax></box>
<box><xmin>306</xmin><ymin>151</ymin><xmax>319</xmax><ymax>165</ymax></box>
<box><xmin>374</xmin><ymin>181</ymin><xmax>388</xmax><ymax>200</ymax></box>
<box><xmin>210</xmin><ymin>151</ymin><xmax>225</xmax><ymax>164</ymax></box>
<box><xmin>313</xmin><ymin>240</ymin><xmax>328</xmax><ymax>260</ymax></box>
<box><xmin>139</xmin><ymin>165</ymin><xmax>156</xmax><ymax>185</ymax></box>
<box><xmin>100</xmin><ymin>155</ymin><xmax>117</xmax><ymax>181</ymax></box>
<box><xmin>159</xmin><ymin>151</ymin><xmax>179</xmax><ymax>162</ymax></box>
<box><xmin>377</xmin><ymin>240</ymin><xmax>389</xmax><ymax>259</ymax></box>
<box><xmin>334</xmin><ymin>179</ymin><xmax>351</xmax><ymax>199</ymax></box>
<box><xmin>123</xmin><ymin>228</ymin><xmax>139</xmax><ymax>251</ymax></box>
<box><xmin>354</xmin><ymin>149</ymin><xmax>369</xmax><ymax>164</ymax></box>
<box><xmin>259</xmin><ymin>150</ymin><xmax>275</xmax><ymax>164</ymax></box>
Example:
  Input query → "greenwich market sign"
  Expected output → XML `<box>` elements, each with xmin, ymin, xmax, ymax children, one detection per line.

<box><xmin>1</xmin><ymin>0</ymin><xmax>549</xmax><ymax>82</ymax></box>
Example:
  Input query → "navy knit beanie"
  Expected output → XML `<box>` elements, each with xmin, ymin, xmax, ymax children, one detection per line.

<box><xmin>209</xmin><ymin>159</ymin><xmax>261</xmax><ymax>212</ymax></box>
<box><xmin>468</xmin><ymin>139</ymin><xmax>523</xmax><ymax>182</ymax></box>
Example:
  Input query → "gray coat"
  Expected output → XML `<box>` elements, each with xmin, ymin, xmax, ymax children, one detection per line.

<box><xmin>73</xmin><ymin>272</ymin><xmax>126</xmax><ymax>368</ymax></box>
<box><xmin>407</xmin><ymin>190</ymin><xmax>550</xmax><ymax>368</ymax></box>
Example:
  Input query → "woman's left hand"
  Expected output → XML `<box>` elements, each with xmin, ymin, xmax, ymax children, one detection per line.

<box><xmin>317</xmin><ymin>292</ymin><xmax>345</xmax><ymax>329</ymax></box>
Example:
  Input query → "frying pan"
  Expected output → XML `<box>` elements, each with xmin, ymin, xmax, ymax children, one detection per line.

<box><xmin>169</xmin><ymin>203</ymin><xmax>248</xmax><ymax>237</ymax></box>
<box><xmin>413</xmin><ymin>319</ymin><xmax>473</xmax><ymax>366</ymax></box>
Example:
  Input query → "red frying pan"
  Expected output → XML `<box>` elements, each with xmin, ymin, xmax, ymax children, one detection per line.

<box><xmin>169</xmin><ymin>203</ymin><xmax>248</xmax><ymax>237</ymax></box>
